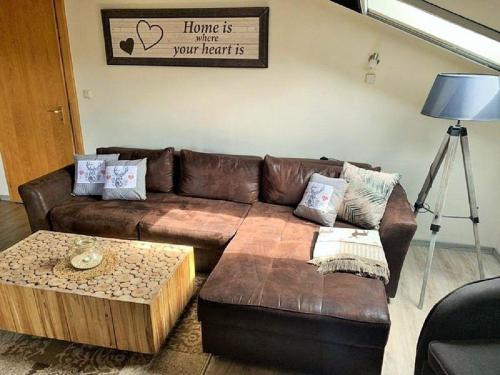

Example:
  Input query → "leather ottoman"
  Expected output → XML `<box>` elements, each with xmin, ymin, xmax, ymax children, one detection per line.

<box><xmin>198</xmin><ymin>258</ymin><xmax>390</xmax><ymax>374</ymax></box>
<box><xmin>198</xmin><ymin>203</ymin><xmax>391</xmax><ymax>374</ymax></box>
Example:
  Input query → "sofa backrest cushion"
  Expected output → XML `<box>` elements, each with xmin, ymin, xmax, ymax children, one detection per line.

<box><xmin>96</xmin><ymin>147</ymin><xmax>174</xmax><ymax>193</ymax></box>
<box><xmin>261</xmin><ymin>155</ymin><xmax>379</xmax><ymax>206</ymax></box>
<box><xmin>179</xmin><ymin>149</ymin><xmax>261</xmax><ymax>204</ymax></box>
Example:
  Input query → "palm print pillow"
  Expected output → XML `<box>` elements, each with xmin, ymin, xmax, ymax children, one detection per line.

<box><xmin>73</xmin><ymin>154</ymin><xmax>120</xmax><ymax>196</ymax></box>
<box><xmin>338</xmin><ymin>162</ymin><xmax>401</xmax><ymax>229</ymax></box>
<box><xmin>294</xmin><ymin>173</ymin><xmax>348</xmax><ymax>226</ymax></box>
<box><xmin>102</xmin><ymin>158</ymin><xmax>147</xmax><ymax>201</ymax></box>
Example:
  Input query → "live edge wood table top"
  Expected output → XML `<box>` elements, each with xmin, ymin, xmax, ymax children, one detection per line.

<box><xmin>0</xmin><ymin>231</ymin><xmax>195</xmax><ymax>354</ymax></box>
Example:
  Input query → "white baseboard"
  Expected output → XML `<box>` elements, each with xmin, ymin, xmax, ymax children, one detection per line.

<box><xmin>0</xmin><ymin>195</ymin><xmax>10</xmax><ymax>201</ymax></box>
<box><xmin>411</xmin><ymin>239</ymin><xmax>496</xmax><ymax>255</ymax></box>
<box><xmin>494</xmin><ymin>248</ymin><xmax>500</xmax><ymax>263</ymax></box>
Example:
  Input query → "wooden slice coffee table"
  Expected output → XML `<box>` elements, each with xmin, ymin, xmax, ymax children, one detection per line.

<box><xmin>0</xmin><ymin>231</ymin><xmax>195</xmax><ymax>354</ymax></box>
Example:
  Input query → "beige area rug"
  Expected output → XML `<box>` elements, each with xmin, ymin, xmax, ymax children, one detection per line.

<box><xmin>0</xmin><ymin>276</ymin><xmax>210</xmax><ymax>375</ymax></box>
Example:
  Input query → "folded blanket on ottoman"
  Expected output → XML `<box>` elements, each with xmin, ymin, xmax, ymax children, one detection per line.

<box><xmin>309</xmin><ymin>227</ymin><xmax>390</xmax><ymax>284</ymax></box>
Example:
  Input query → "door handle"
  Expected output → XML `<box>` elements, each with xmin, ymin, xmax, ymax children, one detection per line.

<box><xmin>47</xmin><ymin>106</ymin><xmax>63</xmax><ymax>114</ymax></box>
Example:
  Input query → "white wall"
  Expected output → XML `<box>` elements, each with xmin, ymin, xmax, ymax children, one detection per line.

<box><xmin>0</xmin><ymin>153</ymin><xmax>9</xmax><ymax>198</ymax></box>
<box><xmin>65</xmin><ymin>0</ymin><xmax>500</xmax><ymax>248</ymax></box>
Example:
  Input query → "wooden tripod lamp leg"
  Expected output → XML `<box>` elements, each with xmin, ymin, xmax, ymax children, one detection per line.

<box><xmin>418</xmin><ymin>133</ymin><xmax>461</xmax><ymax>309</ymax></box>
<box><xmin>414</xmin><ymin>132</ymin><xmax>451</xmax><ymax>214</ymax></box>
<box><xmin>460</xmin><ymin>132</ymin><xmax>485</xmax><ymax>279</ymax></box>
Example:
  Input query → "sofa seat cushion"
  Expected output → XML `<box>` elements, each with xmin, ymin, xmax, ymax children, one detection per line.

<box><xmin>50</xmin><ymin>193</ymin><xmax>174</xmax><ymax>240</ymax></box>
<box><xmin>139</xmin><ymin>195</ymin><xmax>251</xmax><ymax>249</ymax></box>
<box><xmin>199</xmin><ymin>202</ymin><xmax>390</xmax><ymax>349</ymax></box>
<box><xmin>428</xmin><ymin>340</ymin><xmax>500</xmax><ymax>375</ymax></box>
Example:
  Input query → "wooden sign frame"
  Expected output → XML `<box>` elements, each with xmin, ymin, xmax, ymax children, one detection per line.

<box><xmin>101</xmin><ymin>8</ymin><xmax>269</xmax><ymax>68</ymax></box>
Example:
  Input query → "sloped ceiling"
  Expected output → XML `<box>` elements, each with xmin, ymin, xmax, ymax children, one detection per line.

<box><xmin>419</xmin><ymin>1</ymin><xmax>499</xmax><ymax>30</ymax></box>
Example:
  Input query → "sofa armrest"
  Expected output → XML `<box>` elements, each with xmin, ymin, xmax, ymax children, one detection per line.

<box><xmin>414</xmin><ymin>277</ymin><xmax>500</xmax><ymax>375</ymax></box>
<box><xmin>18</xmin><ymin>165</ymin><xmax>74</xmax><ymax>232</ymax></box>
<box><xmin>379</xmin><ymin>184</ymin><xmax>417</xmax><ymax>297</ymax></box>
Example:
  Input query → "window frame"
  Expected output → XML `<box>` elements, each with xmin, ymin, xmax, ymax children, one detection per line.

<box><xmin>365</xmin><ymin>0</ymin><xmax>500</xmax><ymax>71</ymax></box>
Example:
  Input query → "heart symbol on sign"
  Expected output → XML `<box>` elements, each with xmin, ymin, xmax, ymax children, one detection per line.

<box><xmin>136</xmin><ymin>20</ymin><xmax>164</xmax><ymax>51</ymax></box>
<box><xmin>119</xmin><ymin>38</ymin><xmax>134</xmax><ymax>55</ymax></box>
<box><xmin>106</xmin><ymin>175</ymin><xmax>111</xmax><ymax>180</ymax></box>
<box><xmin>128</xmin><ymin>175</ymin><xmax>134</xmax><ymax>180</ymax></box>
<box><xmin>79</xmin><ymin>170</ymin><xmax>84</xmax><ymax>175</ymax></box>
<box><xmin>322</xmin><ymin>196</ymin><xmax>328</xmax><ymax>201</ymax></box>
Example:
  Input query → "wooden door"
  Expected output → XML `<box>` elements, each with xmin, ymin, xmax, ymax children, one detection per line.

<box><xmin>0</xmin><ymin>0</ymin><xmax>81</xmax><ymax>202</ymax></box>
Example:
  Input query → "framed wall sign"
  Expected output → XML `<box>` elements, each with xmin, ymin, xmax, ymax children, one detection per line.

<box><xmin>101</xmin><ymin>7</ymin><xmax>269</xmax><ymax>68</ymax></box>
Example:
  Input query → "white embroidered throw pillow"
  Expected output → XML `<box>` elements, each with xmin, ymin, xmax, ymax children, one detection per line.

<box><xmin>73</xmin><ymin>154</ymin><xmax>120</xmax><ymax>196</ymax></box>
<box><xmin>102</xmin><ymin>159</ymin><xmax>147</xmax><ymax>201</ymax></box>
<box><xmin>338</xmin><ymin>162</ymin><xmax>401</xmax><ymax>229</ymax></box>
<box><xmin>294</xmin><ymin>173</ymin><xmax>348</xmax><ymax>226</ymax></box>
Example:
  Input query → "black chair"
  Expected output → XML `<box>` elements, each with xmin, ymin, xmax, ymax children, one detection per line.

<box><xmin>415</xmin><ymin>276</ymin><xmax>500</xmax><ymax>375</ymax></box>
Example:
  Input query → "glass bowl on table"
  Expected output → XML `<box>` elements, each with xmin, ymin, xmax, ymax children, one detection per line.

<box><xmin>70</xmin><ymin>237</ymin><xmax>103</xmax><ymax>270</ymax></box>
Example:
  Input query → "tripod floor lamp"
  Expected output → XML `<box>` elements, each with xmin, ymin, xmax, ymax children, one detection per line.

<box><xmin>415</xmin><ymin>73</ymin><xmax>500</xmax><ymax>309</ymax></box>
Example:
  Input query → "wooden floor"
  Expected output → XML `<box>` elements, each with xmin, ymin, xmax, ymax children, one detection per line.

<box><xmin>0</xmin><ymin>201</ymin><xmax>30</xmax><ymax>251</ymax></box>
<box><xmin>1</xmin><ymin>201</ymin><xmax>499</xmax><ymax>374</ymax></box>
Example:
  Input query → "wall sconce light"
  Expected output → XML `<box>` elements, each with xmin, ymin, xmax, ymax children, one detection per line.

<box><xmin>368</xmin><ymin>52</ymin><xmax>380</xmax><ymax>69</ymax></box>
<box><xmin>365</xmin><ymin>52</ymin><xmax>380</xmax><ymax>84</ymax></box>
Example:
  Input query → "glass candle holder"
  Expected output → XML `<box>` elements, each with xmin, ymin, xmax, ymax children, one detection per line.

<box><xmin>70</xmin><ymin>237</ymin><xmax>103</xmax><ymax>269</ymax></box>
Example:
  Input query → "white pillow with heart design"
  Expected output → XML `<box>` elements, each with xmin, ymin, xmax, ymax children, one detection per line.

<box><xmin>294</xmin><ymin>173</ymin><xmax>348</xmax><ymax>226</ymax></box>
<box><xmin>73</xmin><ymin>154</ymin><xmax>120</xmax><ymax>196</ymax></box>
<box><xmin>102</xmin><ymin>159</ymin><xmax>147</xmax><ymax>201</ymax></box>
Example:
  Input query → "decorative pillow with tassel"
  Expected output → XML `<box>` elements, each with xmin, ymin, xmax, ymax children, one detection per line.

<box><xmin>309</xmin><ymin>227</ymin><xmax>389</xmax><ymax>284</ymax></box>
<box><xmin>338</xmin><ymin>162</ymin><xmax>401</xmax><ymax>229</ymax></box>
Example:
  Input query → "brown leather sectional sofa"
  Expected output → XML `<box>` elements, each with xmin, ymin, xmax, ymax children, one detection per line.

<box><xmin>19</xmin><ymin>147</ymin><xmax>417</xmax><ymax>374</ymax></box>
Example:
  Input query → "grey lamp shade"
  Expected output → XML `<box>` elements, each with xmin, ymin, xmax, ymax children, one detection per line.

<box><xmin>421</xmin><ymin>73</ymin><xmax>500</xmax><ymax>121</ymax></box>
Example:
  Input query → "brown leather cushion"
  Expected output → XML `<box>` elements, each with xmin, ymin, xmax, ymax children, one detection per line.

<box><xmin>97</xmin><ymin>147</ymin><xmax>174</xmax><ymax>193</ymax></box>
<box><xmin>261</xmin><ymin>155</ymin><xmax>343</xmax><ymax>206</ymax></box>
<box><xmin>139</xmin><ymin>195</ymin><xmax>250</xmax><ymax>249</ymax></box>
<box><xmin>261</xmin><ymin>155</ymin><xmax>379</xmax><ymax>206</ymax></box>
<box><xmin>50</xmin><ymin>193</ymin><xmax>172</xmax><ymax>240</ymax></box>
<box><xmin>199</xmin><ymin>202</ymin><xmax>390</xmax><ymax>348</ymax></box>
<box><xmin>178</xmin><ymin>149</ymin><xmax>261</xmax><ymax>204</ymax></box>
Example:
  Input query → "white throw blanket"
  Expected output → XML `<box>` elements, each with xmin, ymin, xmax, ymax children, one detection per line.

<box><xmin>308</xmin><ymin>227</ymin><xmax>390</xmax><ymax>284</ymax></box>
